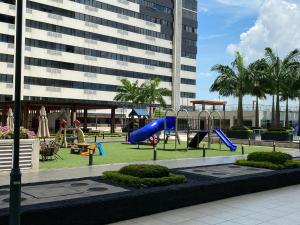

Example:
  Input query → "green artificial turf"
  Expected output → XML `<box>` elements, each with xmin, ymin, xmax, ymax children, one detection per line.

<box><xmin>39</xmin><ymin>141</ymin><xmax>295</xmax><ymax>170</ymax></box>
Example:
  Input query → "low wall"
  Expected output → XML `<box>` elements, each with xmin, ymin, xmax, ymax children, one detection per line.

<box><xmin>0</xmin><ymin>139</ymin><xmax>40</xmax><ymax>171</ymax></box>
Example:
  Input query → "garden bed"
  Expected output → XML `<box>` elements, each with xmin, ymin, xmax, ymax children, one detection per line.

<box><xmin>1</xmin><ymin>164</ymin><xmax>300</xmax><ymax>225</ymax></box>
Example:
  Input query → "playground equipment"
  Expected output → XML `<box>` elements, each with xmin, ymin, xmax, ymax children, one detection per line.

<box><xmin>80</xmin><ymin>141</ymin><xmax>106</xmax><ymax>156</ymax></box>
<box><xmin>55</xmin><ymin>119</ymin><xmax>86</xmax><ymax>148</ymax></box>
<box><xmin>128</xmin><ymin>108</ymin><xmax>237</xmax><ymax>151</ymax></box>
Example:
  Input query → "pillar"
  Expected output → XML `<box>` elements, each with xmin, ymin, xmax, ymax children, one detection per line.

<box><xmin>22</xmin><ymin>103</ymin><xmax>29</xmax><ymax>128</ymax></box>
<box><xmin>83</xmin><ymin>108</ymin><xmax>88</xmax><ymax>131</ymax></box>
<box><xmin>71</xmin><ymin>107</ymin><xmax>76</xmax><ymax>123</ymax></box>
<box><xmin>111</xmin><ymin>107</ymin><xmax>116</xmax><ymax>133</ymax></box>
<box><xmin>2</xmin><ymin>107</ymin><xmax>8</xmax><ymax>126</ymax></box>
<box><xmin>172</xmin><ymin>0</ymin><xmax>182</xmax><ymax>110</ymax></box>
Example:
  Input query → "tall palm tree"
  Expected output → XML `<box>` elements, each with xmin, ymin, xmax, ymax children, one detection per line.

<box><xmin>140</xmin><ymin>78</ymin><xmax>172</xmax><ymax>117</ymax></box>
<box><xmin>248</xmin><ymin>59</ymin><xmax>268</xmax><ymax>128</ymax></box>
<box><xmin>114</xmin><ymin>79</ymin><xmax>142</xmax><ymax>106</ymax></box>
<box><xmin>264</xmin><ymin>48</ymin><xmax>300</xmax><ymax>128</ymax></box>
<box><xmin>281</xmin><ymin>70</ymin><xmax>298</xmax><ymax>128</ymax></box>
<box><xmin>290</xmin><ymin>66</ymin><xmax>300</xmax><ymax>134</ymax></box>
<box><xmin>210</xmin><ymin>52</ymin><xmax>250</xmax><ymax>127</ymax></box>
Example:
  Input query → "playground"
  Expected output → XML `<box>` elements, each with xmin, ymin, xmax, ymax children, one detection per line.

<box><xmin>37</xmin><ymin>107</ymin><xmax>299</xmax><ymax>169</ymax></box>
<box><xmin>40</xmin><ymin>141</ymin><xmax>292</xmax><ymax>169</ymax></box>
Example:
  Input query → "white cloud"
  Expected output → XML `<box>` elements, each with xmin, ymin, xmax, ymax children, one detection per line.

<box><xmin>215</xmin><ymin>0</ymin><xmax>263</xmax><ymax>9</ymax></box>
<box><xmin>198</xmin><ymin>72</ymin><xmax>213</xmax><ymax>78</ymax></box>
<box><xmin>227</xmin><ymin>0</ymin><xmax>300</xmax><ymax>63</ymax></box>
<box><xmin>199</xmin><ymin>7</ymin><xmax>209</xmax><ymax>13</ymax></box>
<box><xmin>199</xmin><ymin>33</ymin><xmax>228</xmax><ymax>40</ymax></box>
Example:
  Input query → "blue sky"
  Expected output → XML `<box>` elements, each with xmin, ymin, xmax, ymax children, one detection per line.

<box><xmin>196</xmin><ymin>0</ymin><xmax>260</xmax><ymax>103</ymax></box>
<box><xmin>195</xmin><ymin>0</ymin><xmax>300</xmax><ymax>107</ymax></box>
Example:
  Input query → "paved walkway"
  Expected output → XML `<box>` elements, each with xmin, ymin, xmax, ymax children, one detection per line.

<box><xmin>1</xmin><ymin>150</ymin><xmax>299</xmax><ymax>186</ymax></box>
<box><xmin>110</xmin><ymin>184</ymin><xmax>300</xmax><ymax>225</ymax></box>
<box><xmin>0</xmin><ymin>155</ymin><xmax>246</xmax><ymax>186</ymax></box>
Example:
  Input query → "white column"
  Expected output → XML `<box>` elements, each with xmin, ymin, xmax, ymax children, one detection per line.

<box><xmin>172</xmin><ymin>0</ymin><xmax>182</xmax><ymax>110</ymax></box>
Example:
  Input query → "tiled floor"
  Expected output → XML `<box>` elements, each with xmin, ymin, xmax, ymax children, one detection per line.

<box><xmin>110</xmin><ymin>184</ymin><xmax>300</xmax><ymax>225</ymax></box>
<box><xmin>0</xmin><ymin>179</ymin><xmax>128</xmax><ymax>209</ymax></box>
<box><xmin>180</xmin><ymin>164</ymin><xmax>272</xmax><ymax>178</ymax></box>
<box><xmin>0</xmin><ymin>155</ymin><xmax>247</xmax><ymax>186</ymax></box>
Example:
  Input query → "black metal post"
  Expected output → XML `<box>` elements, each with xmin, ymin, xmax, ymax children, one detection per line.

<box><xmin>94</xmin><ymin>135</ymin><xmax>97</xmax><ymax>143</ymax></box>
<box><xmin>102</xmin><ymin>132</ymin><xmax>105</xmax><ymax>139</ymax></box>
<box><xmin>273</xmin><ymin>142</ymin><xmax>276</xmax><ymax>152</ymax></box>
<box><xmin>242</xmin><ymin>145</ymin><xmax>244</xmax><ymax>155</ymax></box>
<box><xmin>10</xmin><ymin>0</ymin><xmax>23</xmax><ymax>224</ymax></box>
<box><xmin>89</xmin><ymin>149</ymin><xmax>93</xmax><ymax>166</ymax></box>
<box><xmin>202</xmin><ymin>144</ymin><xmax>206</xmax><ymax>157</ymax></box>
<box><xmin>153</xmin><ymin>145</ymin><xmax>157</xmax><ymax>161</ymax></box>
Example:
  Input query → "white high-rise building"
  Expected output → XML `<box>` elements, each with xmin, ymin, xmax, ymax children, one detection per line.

<box><xmin>0</xmin><ymin>0</ymin><xmax>197</xmax><ymax>129</ymax></box>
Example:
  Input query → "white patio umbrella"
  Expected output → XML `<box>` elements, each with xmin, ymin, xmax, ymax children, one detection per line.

<box><xmin>37</xmin><ymin>106</ymin><xmax>50</xmax><ymax>141</ymax></box>
<box><xmin>6</xmin><ymin>108</ymin><xmax>14</xmax><ymax>131</ymax></box>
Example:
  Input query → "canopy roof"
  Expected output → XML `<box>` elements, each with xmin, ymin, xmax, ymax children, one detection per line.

<box><xmin>129</xmin><ymin>108</ymin><xmax>149</xmax><ymax>117</ymax></box>
<box><xmin>190</xmin><ymin>100</ymin><xmax>226</xmax><ymax>106</ymax></box>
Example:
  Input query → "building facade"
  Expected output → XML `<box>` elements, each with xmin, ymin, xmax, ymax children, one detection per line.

<box><xmin>0</xmin><ymin>0</ymin><xmax>197</xmax><ymax>129</ymax></box>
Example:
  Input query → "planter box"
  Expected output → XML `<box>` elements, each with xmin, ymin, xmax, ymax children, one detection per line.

<box><xmin>0</xmin><ymin>139</ymin><xmax>40</xmax><ymax>171</ymax></box>
<box><xmin>226</xmin><ymin>130</ymin><xmax>253</xmax><ymax>139</ymax></box>
<box><xmin>261</xmin><ymin>132</ymin><xmax>293</xmax><ymax>141</ymax></box>
<box><xmin>1</xmin><ymin>168</ymin><xmax>300</xmax><ymax>225</ymax></box>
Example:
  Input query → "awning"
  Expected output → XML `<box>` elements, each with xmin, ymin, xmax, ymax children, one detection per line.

<box><xmin>129</xmin><ymin>108</ymin><xmax>149</xmax><ymax>117</ymax></box>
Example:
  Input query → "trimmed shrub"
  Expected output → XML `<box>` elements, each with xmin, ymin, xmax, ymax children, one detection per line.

<box><xmin>247</xmin><ymin>152</ymin><xmax>292</xmax><ymax>164</ymax></box>
<box><xmin>103</xmin><ymin>171</ymin><xmax>186</xmax><ymax>188</ymax></box>
<box><xmin>236</xmin><ymin>159</ymin><xmax>300</xmax><ymax>170</ymax></box>
<box><xmin>103</xmin><ymin>164</ymin><xmax>186</xmax><ymax>187</ymax></box>
<box><xmin>236</xmin><ymin>160</ymin><xmax>284</xmax><ymax>169</ymax></box>
<box><xmin>119</xmin><ymin>164</ymin><xmax>170</xmax><ymax>178</ymax></box>
<box><xmin>230</xmin><ymin>126</ymin><xmax>252</xmax><ymax>131</ymax></box>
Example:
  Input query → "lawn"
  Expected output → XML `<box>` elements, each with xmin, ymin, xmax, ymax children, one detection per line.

<box><xmin>39</xmin><ymin>141</ymin><xmax>296</xmax><ymax>170</ymax></box>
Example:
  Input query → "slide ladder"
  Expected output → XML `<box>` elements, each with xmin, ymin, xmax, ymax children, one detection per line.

<box><xmin>188</xmin><ymin>131</ymin><xmax>208</xmax><ymax>148</ymax></box>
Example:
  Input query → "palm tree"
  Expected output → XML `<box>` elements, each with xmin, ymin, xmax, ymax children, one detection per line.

<box><xmin>290</xmin><ymin>66</ymin><xmax>300</xmax><ymax>133</ymax></box>
<box><xmin>281</xmin><ymin>70</ymin><xmax>298</xmax><ymax>128</ymax></box>
<box><xmin>248</xmin><ymin>59</ymin><xmax>268</xmax><ymax>128</ymax></box>
<box><xmin>114</xmin><ymin>79</ymin><xmax>142</xmax><ymax>106</ymax></box>
<box><xmin>210</xmin><ymin>52</ymin><xmax>250</xmax><ymax>127</ymax></box>
<box><xmin>140</xmin><ymin>78</ymin><xmax>172</xmax><ymax>117</ymax></box>
<box><xmin>264</xmin><ymin>48</ymin><xmax>300</xmax><ymax>128</ymax></box>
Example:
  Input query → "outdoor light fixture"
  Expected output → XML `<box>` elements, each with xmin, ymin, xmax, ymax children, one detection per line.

<box><xmin>10</xmin><ymin>0</ymin><xmax>24</xmax><ymax>224</ymax></box>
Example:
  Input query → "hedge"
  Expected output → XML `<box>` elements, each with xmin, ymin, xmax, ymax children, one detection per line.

<box><xmin>103</xmin><ymin>164</ymin><xmax>186</xmax><ymax>188</ymax></box>
<box><xmin>119</xmin><ymin>164</ymin><xmax>170</xmax><ymax>178</ymax></box>
<box><xmin>236</xmin><ymin>159</ymin><xmax>300</xmax><ymax>170</ymax></box>
<box><xmin>247</xmin><ymin>152</ymin><xmax>292</xmax><ymax>164</ymax></box>
<box><xmin>103</xmin><ymin>171</ymin><xmax>186</xmax><ymax>188</ymax></box>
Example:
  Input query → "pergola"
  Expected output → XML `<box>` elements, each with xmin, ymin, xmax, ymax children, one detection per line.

<box><xmin>190</xmin><ymin>100</ymin><xmax>226</xmax><ymax>111</ymax></box>
<box><xmin>0</xmin><ymin>100</ymin><xmax>120</xmax><ymax>133</ymax></box>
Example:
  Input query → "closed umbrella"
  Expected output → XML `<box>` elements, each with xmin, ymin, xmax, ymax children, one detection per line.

<box><xmin>37</xmin><ymin>106</ymin><xmax>50</xmax><ymax>141</ymax></box>
<box><xmin>6</xmin><ymin>108</ymin><xmax>14</xmax><ymax>131</ymax></box>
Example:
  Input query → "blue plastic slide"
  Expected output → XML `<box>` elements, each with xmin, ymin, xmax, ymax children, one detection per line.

<box><xmin>96</xmin><ymin>141</ymin><xmax>106</xmax><ymax>156</ymax></box>
<box><xmin>213</xmin><ymin>129</ymin><xmax>237</xmax><ymax>151</ymax></box>
<box><xmin>129</xmin><ymin>117</ymin><xmax>176</xmax><ymax>144</ymax></box>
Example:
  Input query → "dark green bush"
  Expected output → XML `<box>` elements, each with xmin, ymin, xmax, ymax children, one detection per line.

<box><xmin>119</xmin><ymin>164</ymin><xmax>170</xmax><ymax>178</ymax></box>
<box><xmin>284</xmin><ymin>160</ymin><xmax>300</xmax><ymax>169</ymax></box>
<box><xmin>267</xmin><ymin>128</ymin><xmax>288</xmax><ymax>132</ymax></box>
<box><xmin>236</xmin><ymin>159</ymin><xmax>300</xmax><ymax>170</ymax></box>
<box><xmin>103</xmin><ymin>171</ymin><xmax>186</xmax><ymax>187</ymax></box>
<box><xmin>230</xmin><ymin>126</ymin><xmax>252</xmax><ymax>131</ymax></box>
<box><xmin>236</xmin><ymin>160</ymin><xmax>284</xmax><ymax>169</ymax></box>
<box><xmin>247</xmin><ymin>152</ymin><xmax>292</xmax><ymax>164</ymax></box>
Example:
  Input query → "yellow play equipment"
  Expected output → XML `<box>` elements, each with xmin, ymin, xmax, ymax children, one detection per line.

<box><xmin>55</xmin><ymin>119</ymin><xmax>86</xmax><ymax>148</ymax></box>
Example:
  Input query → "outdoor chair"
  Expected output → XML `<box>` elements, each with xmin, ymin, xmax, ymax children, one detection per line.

<box><xmin>40</xmin><ymin>141</ymin><xmax>63</xmax><ymax>161</ymax></box>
